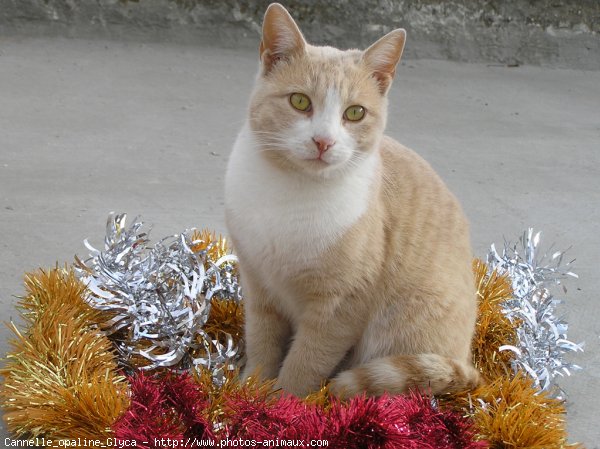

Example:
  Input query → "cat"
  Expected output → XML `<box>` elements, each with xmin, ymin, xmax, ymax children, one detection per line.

<box><xmin>224</xmin><ymin>3</ymin><xmax>481</xmax><ymax>398</ymax></box>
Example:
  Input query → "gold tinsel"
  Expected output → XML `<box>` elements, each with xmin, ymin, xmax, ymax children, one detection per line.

<box><xmin>190</xmin><ymin>229</ymin><xmax>230</xmax><ymax>261</ymax></box>
<box><xmin>0</xmin><ymin>257</ymin><xmax>583</xmax><ymax>447</ymax></box>
<box><xmin>0</xmin><ymin>268</ymin><xmax>129</xmax><ymax>439</ymax></box>
<box><xmin>303</xmin><ymin>383</ymin><xmax>333</xmax><ymax>409</ymax></box>
<box><xmin>471</xmin><ymin>259</ymin><xmax>519</xmax><ymax>380</ymax></box>
<box><xmin>205</xmin><ymin>298</ymin><xmax>245</xmax><ymax>349</ymax></box>
<box><xmin>441</xmin><ymin>260</ymin><xmax>582</xmax><ymax>448</ymax></box>
<box><xmin>461</xmin><ymin>373</ymin><xmax>581</xmax><ymax>448</ymax></box>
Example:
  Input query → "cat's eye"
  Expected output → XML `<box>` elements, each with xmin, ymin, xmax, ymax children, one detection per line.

<box><xmin>344</xmin><ymin>105</ymin><xmax>366</xmax><ymax>122</ymax></box>
<box><xmin>290</xmin><ymin>93</ymin><xmax>311</xmax><ymax>112</ymax></box>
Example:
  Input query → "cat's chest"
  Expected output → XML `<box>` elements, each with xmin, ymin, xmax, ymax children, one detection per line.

<box><xmin>231</xmin><ymin>180</ymin><xmax>348</xmax><ymax>267</ymax></box>
<box><xmin>225</xmin><ymin>131</ymin><xmax>377</xmax><ymax>283</ymax></box>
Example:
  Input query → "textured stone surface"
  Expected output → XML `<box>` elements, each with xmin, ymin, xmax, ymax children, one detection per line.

<box><xmin>1</xmin><ymin>0</ymin><xmax>599</xmax><ymax>68</ymax></box>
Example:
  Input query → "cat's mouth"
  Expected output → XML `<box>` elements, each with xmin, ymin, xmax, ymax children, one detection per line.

<box><xmin>266</xmin><ymin>146</ymin><xmax>352</xmax><ymax>176</ymax></box>
<box><xmin>303</xmin><ymin>156</ymin><xmax>332</xmax><ymax>169</ymax></box>
<box><xmin>310</xmin><ymin>156</ymin><xmax>329</xmax><ymax>165</ymax></box>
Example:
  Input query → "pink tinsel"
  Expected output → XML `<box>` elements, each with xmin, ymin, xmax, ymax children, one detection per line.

<box><xmin>113</xmin><ymin>372</ymin><xmax>215</xmax><ymax>448</ymax></box>
<box><xmin>225</xmin><ymin>391</ymin><xmax>487</xmax><ymax>449</ymax></box>
<box><xmin>113</xmin><ymin>372</ymin><xmax>487</xmax><ymax>449</ymax></box>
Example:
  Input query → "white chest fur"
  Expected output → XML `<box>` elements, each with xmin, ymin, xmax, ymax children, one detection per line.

<box><xmin>225</xmin><ymin>124</ymin><xmax>377</xmax><ymax>290</ymax></box>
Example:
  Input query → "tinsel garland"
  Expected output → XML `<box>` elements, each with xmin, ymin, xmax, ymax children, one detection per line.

<box><xmin>73</xmin><ymin>213</ymin><xmax>242</xmax><ymax>382</ymax></box>
<box><xmin>459</xmin><ymin>374</ymin><xmax>574</xmax><ymax>448</ymax></box>
<box><xmin>487</xmin><ymin>229</ymin><xmax>582</xmax><ymax>397</ymax></box>
<box><xmin>113</xmin><ymin>371</ymin><xmax>484</xmax><ymax>449</ymax></box>
<box><xmin>0</xmin><ymin>268</ymin><xmax>129</xmax><ymax>439</ymax></box>
<box><xmin>0</xmin><ymin>214</ymin><xmax>585</xmax><ymax>448</ymax></box>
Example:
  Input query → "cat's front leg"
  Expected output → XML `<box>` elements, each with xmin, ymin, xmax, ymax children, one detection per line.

<box><xmin>275</xmin><ymin>297</ymin><xmax>362</xmax><ymax>397</ymax></box>
<box><xmin>241</xmin><ymin>271</ymin><xmax>292</xmax><ymax>381</ymax></box>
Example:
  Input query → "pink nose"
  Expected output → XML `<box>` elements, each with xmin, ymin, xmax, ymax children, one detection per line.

<box><xmin>312</xmin><ymin>136</ymin><xmax>336</xmax><ymax>154</ymax></box>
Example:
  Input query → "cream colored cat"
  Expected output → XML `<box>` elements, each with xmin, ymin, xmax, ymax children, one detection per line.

<box><xmin>225</xmin><ymin>3</ymin><xmax>480</xmax><ymax>398</ymax></box>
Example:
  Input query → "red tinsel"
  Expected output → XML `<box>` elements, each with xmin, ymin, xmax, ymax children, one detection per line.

<box><xmin>226</xmin><ymin>391</ymin><xmax>486</xmax><ymax>449</ymax></box>
<box><xmin>113</xmin><ymin>372</ymin><xmax>215</xmax><ymax>448</ymax></box>
<box><xmin>113</xmin><ymin>372</ymin><xmax>487</xmax><ymax>449</ymax></box>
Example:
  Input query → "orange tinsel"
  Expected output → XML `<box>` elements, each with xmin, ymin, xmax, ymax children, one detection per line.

<box><xmin>471</xmin><ymin>259</ymin><xmax>518</xmax><ymax>380</ymax></box>
<box><xmin>0</xmin><ymin>268</ymin><xmax>129</xmax><ymax>439</ymax></box>
<box><xmin>461</xmin><ymin>373</ymin><xmax>581</xmax><ymax>448</ymax></box>
<box><xmin>190</xmin><ymin>229</ymin><xmax>230</xmax><ymax>261</ymax></box>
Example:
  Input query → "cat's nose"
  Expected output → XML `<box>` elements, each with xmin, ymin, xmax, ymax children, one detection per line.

<box><xmin>312</xmin><ymin>136</ymin><xmax>336</xmax><ymax>154</ymax></box>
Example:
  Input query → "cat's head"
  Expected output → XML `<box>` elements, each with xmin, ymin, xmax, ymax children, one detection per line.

<box><xmin>248</xmin><ymin>3</ymin><xmax>406</xmax><ymax>178</ymax></box>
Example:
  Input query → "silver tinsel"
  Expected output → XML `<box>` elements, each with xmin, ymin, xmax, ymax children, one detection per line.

<box><xmin>74</xmin><ymin>213</ymin><xmax>242</xmax><ymax>382</ymax></box>
<box><xmin>488</xmin><ymin>228</ymin><xmax>583</xmax><ymax>398</ymax></box>
<box><xmin>75</xmin><ymin>215</ymin><xmax>582</xmax><ymax>394</ymax></box>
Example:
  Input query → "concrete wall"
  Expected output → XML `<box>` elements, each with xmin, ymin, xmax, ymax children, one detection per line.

<box><xmin>1</xmin><ymin>0</ymin><xmax>599</xmax><ymax>69</ymax></box>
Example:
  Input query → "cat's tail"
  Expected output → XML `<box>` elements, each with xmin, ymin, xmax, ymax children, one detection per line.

<box><xmin>329</xmin><ymin>354</ymin><xmax>482</xmax><ymax>398</ymax></box>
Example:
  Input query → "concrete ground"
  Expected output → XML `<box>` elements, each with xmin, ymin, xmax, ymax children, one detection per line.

<box><xmin>0</xmin><ymin>36</ymin><xmax>598</xmax><ymax>446</ymax></box>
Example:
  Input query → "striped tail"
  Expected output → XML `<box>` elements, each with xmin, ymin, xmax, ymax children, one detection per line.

<box><xmin>330</xmin><ymin>353</ymin><xmax>482</xmax><ymax>398</ymax></box>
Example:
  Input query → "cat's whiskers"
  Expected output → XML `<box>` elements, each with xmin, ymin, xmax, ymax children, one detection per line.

<box><xmin>254</xmin><ymin>132</ymin><xmax>306</xmax><ymax>154</ymax></box>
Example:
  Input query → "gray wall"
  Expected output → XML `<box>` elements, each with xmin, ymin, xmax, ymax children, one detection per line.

<box><xmin>1</xmin><ymin>0</ymin><xmax>599</xmax><ymax>69</ymax></box>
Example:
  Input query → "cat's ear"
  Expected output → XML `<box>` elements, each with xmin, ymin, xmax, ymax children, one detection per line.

<box><xmin>363</xmin><ymin>29</ymin><xmax>406</xmax><ymax>95</ymax></box>
<box><xmin>260</xmin><ymin>3</ymin><xmax>306</xmax><ymax>74</ymax></box>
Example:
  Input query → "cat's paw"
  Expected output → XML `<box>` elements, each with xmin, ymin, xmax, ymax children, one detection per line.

<box><xmin>239</xmin><ymin>364</ymin><xmax>272</xmax><ymax>385</ymax></box>
<box><xmin>274</xmin><ymin>376</ymin><xmax>314</xmax><ymax>398</ymax></box>
<box><xmin>273</xmin><ymin>378</ymin><xmax>297</xmax><ymax>397</ymax></box>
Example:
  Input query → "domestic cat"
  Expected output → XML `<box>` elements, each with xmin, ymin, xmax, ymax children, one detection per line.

<box><xmin>225</xmin><ymin>3</ymin><xmax>480</xmax><ymax>398</ymax></box>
